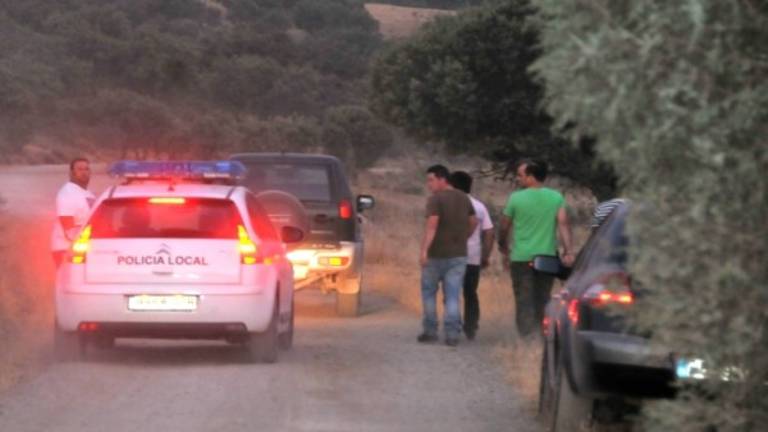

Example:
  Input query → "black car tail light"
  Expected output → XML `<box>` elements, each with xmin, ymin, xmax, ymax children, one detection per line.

<box><xmin>583</xmin><ymin>272</ymin><xmax>634</xmax><ymax>307</ymax></box>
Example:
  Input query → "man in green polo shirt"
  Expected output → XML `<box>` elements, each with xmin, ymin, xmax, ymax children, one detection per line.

<box><xmin>498</xmin><ymin>159</ymin><xmax>574</xmax><ymax>338</ymax></box>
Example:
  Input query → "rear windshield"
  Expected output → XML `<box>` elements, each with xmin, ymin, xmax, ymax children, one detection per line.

<box><xmin>89</xmin><ymin>198</ymin><xmax>243</xmax><ymax>239</ymax></box>
<box><xmin>584</xmin><ymin>210</ymin><xmax>629</xmax><ymax>267</ymax></box>
<box><xmin>243</xmin><ymin>163</ymin><xmax>332</xmax><ymax>202</ymax></box>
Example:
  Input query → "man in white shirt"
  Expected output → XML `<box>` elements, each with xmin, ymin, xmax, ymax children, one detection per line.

<box><xmin>449</xmin><ymin>171</ymin><xmax>494</xmax><ymax>340</ymax></box>
<box><xmin>51</xmin><ymin>158</ymin><xmax>95</xmax><ymax>268</ymax></box>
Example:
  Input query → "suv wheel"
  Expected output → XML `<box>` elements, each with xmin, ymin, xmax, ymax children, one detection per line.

<box><xmin>54</xmin><ymin>323</ymin><xmax>84</xmax><ymax>362</ymax></box>
<box><xmin>336</xmin><ymin>275</ymin><xmax>361</xmax><ymax>317</ymax></box>
<box><xmin>246</xmin><ymin>299</ymin><xmax>279</xmax><ymax>363</ymax></box>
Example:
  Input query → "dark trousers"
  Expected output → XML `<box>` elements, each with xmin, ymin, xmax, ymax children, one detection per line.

<box><xmin>462</xmin><ymin>265</ymin><xmax>481</xmax><ymax>334</ymax></box>
<box><xmin>510</xmin><ymin>262</ymin><xmax>554</xmax><ymax>338</ymax></box>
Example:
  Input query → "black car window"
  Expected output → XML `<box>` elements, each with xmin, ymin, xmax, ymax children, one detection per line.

<box><xmin>243</xmin><ymin>163</ymin><xmax>332</xmax><ymax>202</ymax></box>
<box><xmin>584</xmin><ymin>208</ymin><xmax>629</xmax><ymax>268</ymax></box>
<box><xmin>564</xmin><ymin>206</ymin><xmax>629</xmax><ymax>296</ymax></box>
<box><xmin>89</xmin><ymin>198</ymin><xmax>242</xmax><ymax>239</ymax></box>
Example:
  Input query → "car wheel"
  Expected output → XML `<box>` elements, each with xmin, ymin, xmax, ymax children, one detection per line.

<box><xmin>54</xmin><ymin>323</ymin><xmax>84</xmax><ymax>362</ymax></box>
<box><xmin>246</xmin><ymin>299</ymin><xmax>279</xmax><ymax>363</ymax></box>
<box><xmin>538</xmin><ymin>345</ymin><xmax>556</xmax><ymax>422</ymax></box>
<box><xmin>278</xmin><ymin>296</ymin><xmax>294</xmax><ymax>350</ymax></box>
<box><xmin>552</xmin><ymin>351</ymin><xmax>594</xmax><ymax>431</ymax></box>
<box><xmin>336</xmin><ymin>275</ymin><xmax>361</xmax><ymax>317</ymax></box>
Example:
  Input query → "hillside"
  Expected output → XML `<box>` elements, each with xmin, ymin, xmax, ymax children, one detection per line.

<box><xmin>365</xmin><ymin>3</ymin><xmax>456</xmax><ymax>39</ymax></box>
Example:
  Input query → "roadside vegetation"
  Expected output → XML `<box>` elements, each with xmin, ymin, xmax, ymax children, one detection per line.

<box><xmin>533</xmin><ymin>1</ymin><xmax>767</xmax><ymax>430</ymax></box>
<box><xmin>0</xmin><ymin>0</ymin><xmax>391</xmax><ymax>171</ymax></box>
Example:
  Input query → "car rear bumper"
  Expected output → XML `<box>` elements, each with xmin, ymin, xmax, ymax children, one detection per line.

<box><xmin>576</xmin><ymin>330</ymin><xmax>676</xmax><ymax>397</ymax></box>
<box><xmin>288</xmin><ymin>241</ymin><xmax>360</xmax><ymax>287</ymax></box>
<box><xmin>56</xmin><ymin>291</ymin><xmax>275</xmax><ymax>334</ymax></box>
<box><xmin>580</xmin><ymin>331</ymin><xmax>671</xmax><ymax>368</ymax></box>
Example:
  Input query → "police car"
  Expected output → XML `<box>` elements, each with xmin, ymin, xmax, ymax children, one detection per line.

<box><xmin>54</xmin><ymin>161</ymin><xmax>302</xmax><ymax>363</ymax></box>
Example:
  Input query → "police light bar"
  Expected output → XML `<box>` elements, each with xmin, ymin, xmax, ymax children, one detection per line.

<box><xmin>108</xmin><ymin>160</ymin><xmax>247</xmax><ymax>181</ymax></box>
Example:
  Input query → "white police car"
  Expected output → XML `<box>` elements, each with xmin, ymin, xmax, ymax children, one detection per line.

<box><xmin>54</xmin><ymin>161</ymin><xmax>302</xmax><ymax>363</ymax></box>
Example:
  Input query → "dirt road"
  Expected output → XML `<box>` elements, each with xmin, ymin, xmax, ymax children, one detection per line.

<box><xmin>0</xmin><ymin>165</ymin><xmax>541</xmax><ymax>432</ymax></box>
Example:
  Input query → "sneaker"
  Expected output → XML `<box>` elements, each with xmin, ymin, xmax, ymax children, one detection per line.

<box><xmin>445</xmin><ymin>337</ymin><xmax>459</xmax><ymax>347</ymax></box>
<box><xmin>417</xmin><ymin>333</ymin><xmax>438</xmax><ymax>343</ymax></box>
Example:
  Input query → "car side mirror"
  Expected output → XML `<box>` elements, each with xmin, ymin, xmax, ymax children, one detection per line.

<box><xmin>356</xmin><ymin>195</ymin><xmax>375</xmax><ymax>212</ymax></box>
<box><xmin>280</xmin><ymin>226</ymin><xmax>304</xmax><ymax>244</ymax></box>
<box><xmin>532</xmin><ymin>255</ymin><xmax>572</xmax><ymax>280</ymax></box>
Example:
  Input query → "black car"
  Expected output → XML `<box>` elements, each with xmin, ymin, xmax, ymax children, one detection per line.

<box><xmin>231</xmin><ymin>153</ymin><xmax>374</xmax><ymax>317</ymax></box>
<box><xmin>536</xmin><ymin>200</ymin><xmax>676</xmax><ymax>431</ymax></box>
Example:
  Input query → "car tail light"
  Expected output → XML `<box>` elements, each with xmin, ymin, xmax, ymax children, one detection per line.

<box><xmin>318</xmin><ymin>256</ymin><xmax>350</xmax><ymax>267</ymax></box>
<box><xmin>238</xmin><ymin>225</ymin><xmax>259</xmax><ymax>264</ymax></box>
<box><xmin>583</xmin><ymin>272</ymin><xmax>633</xmax><ymax>306</ymax></box>
<box><xmin>237</xmin><ymin>225</ymin><xmax>282</xmax><ymax>265</ymax></box>
<box><xmin>148</xmin><ymin>197</ymin><xmax>186</xmax><ymax>205</ymax></box>
<box><xmin>71</xmin><ymin>225</ymin><xmax>92</xmax><ymax>264</ymax></box>
<box><xmin>78</xmin><ymin>322</ymin><xmax>99</xmax><ymax>332</ymax></box>
<box><xmin>339</xmin><ymin>199</ymin><xmax>353</xmax><ymax>220</ymax></box>
<box><xmin>567</xmin><ymin>299</ymin><xmax>580</xmax><ymax>324</ymax></box>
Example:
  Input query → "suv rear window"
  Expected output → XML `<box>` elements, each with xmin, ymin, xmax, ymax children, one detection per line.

<box><xmin>244</xmin><ymin>164</ymin><xmax>331</xmax><ymax>202</ymax></box>
<box><xmin>89</xmin><ymin>198</ymin><xmax>242</xmax><ymax>239</ymax></box>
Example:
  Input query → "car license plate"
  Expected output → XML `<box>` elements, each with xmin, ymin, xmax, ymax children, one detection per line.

<box><xmin>293</xmin><ymin>265</ymin><xmax>309</xmax><ymax>280</ymax></box>
<box><xmin>675</xmin><ymin>357</ymin><xmax>706</xmax><ymax>380</ymax></box>
<box><xmin>128</xmin><ymin>294</ymin><xmax>198</xmax><ymax>311</ymax></box>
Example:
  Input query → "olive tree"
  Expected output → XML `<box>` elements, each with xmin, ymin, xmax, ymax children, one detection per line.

<box><xmin>532</xmin><ymin>1</ymin><xmax>768</xmax><ymax>430</ymax></box>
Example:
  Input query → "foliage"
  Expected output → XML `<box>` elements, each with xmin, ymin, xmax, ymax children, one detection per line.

<box><xmin>367</xmin><ymin>0</ymin><xmax>484</xmax><ymax>9</ymax></box>
<box><xmin>369</xmin><ymin>0</ymin><xmax>617</xmax><ymax>198</ymax></box>
<box><xmin>0</xmin><ymin>0</ymin><xmax>385</xmax><ymax>169</ymax></box>
<box><xmin>532</xmin><ymin>1</ymin><xmax>768</xmax><ymax>430</ymax></box>
<box><xmin>321</xmin><ymin>105</ymin><xmax>394</xmax><ymax>171</ymax></box>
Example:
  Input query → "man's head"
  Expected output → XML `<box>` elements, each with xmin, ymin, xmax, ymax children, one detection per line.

<box><xmin>448</xmin><ymin>171</ymin><xmax>472</xmax><ymax>194</ymax></box>
<box><xmin>515</xmin><ymin>159</ymin><xmax>547</xmax><ymax>188</ymax></box>
<box><xmin>69</xmin><ymin>157</ymin><xmax>91</xmax><ymax>189</ymax></box>
<box><xmin>426</xmin><ymin>164</ymin><xmax>450</xmax><ymax>194</ymax></box>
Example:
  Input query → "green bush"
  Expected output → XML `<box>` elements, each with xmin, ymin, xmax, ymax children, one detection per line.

<box><xmin>532</xmin><ymin>1</ymin><xmax>768</xmax><ymax>430</ymax></box>
<box><xmin>322</xmin><ymin>105</ymin><xmax>394</xmax><ymax>171</ymax></box>
<box><xmin>0</xmin><ymin>0</ymin><xmax>386</xmax><ymax>161</ymax></box>
<box><xmin>369</xmin><ymin>0</ymin><xmax>617</xmax><ymax>197</ymax></box>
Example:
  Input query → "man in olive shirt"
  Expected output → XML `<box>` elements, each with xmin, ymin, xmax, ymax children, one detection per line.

<box><xmin>499</xmin><ymin>159</ymin><xmax>574</xmax><ymax>338</ymax></box>
<box><xmin>419</xmin><ymin>165</ymin><xmax>477</xmax><ymax>346</ymax></box>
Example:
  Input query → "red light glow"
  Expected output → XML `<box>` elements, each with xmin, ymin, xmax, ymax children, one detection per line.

<box><xmin>339</xmin><ymin>199</ymin><xmax>353</xmax><ymax>219</ymax></box>
<box><xmin>148</xmin><ymin>197</ymin><xmax>186</xmax><ymax>205</ymax></box>
<box><xmin>567</xmin><ymin>299</ymin><xmax>579</xmax><ymax>324</ymax></box>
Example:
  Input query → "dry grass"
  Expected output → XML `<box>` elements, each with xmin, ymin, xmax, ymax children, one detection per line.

<box><xmin>365</xmin><ymin>3</ymin><xmax>456</xmax><ymax>40</ymax></box>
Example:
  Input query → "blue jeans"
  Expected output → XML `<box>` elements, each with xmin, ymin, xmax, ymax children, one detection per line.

<box><xmin>421</xmin><ymin>257</ymin><xmax>467</xmax><ymax>338</ymax></box>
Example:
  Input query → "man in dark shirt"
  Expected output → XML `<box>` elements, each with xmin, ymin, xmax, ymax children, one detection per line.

<box><xmin>419</xmin><ymin>165</ymin><xmax>477</xmax><ymax>346</ymax></box>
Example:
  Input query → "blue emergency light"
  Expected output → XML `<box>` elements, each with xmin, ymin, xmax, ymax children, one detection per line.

<box><xmin>108</xmin><ymin>160</ymin><xmax>247</xmax><ymax>181</ymax></box>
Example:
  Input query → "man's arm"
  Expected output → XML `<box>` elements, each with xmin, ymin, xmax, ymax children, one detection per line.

<box><xmin>557</xmin><ymin>207</ymin><xmax>575</xmax><ymax>266</ymax></box>
<box><xmin>498</xmin><ymin>215</ymin><xmax>511</xmax><ymax>268</ymax></box>
<box><xmin>420</xmin><ymin>215</ymin><xmax>439</xmax><ymax>267</ymax></box>
<box><xmin>467</xmin><ymin>215</ymin><xmax>478</xmax><ymax>240</ymax></box>
<box><xmin>480</xmin><ymin>228</ymin><xmax>495</xmax><ymax>268</ymax></box>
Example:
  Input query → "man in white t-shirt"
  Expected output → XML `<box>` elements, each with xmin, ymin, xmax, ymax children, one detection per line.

<box><xmin>449</xmin><ymin>171</ymin><xmax>494</xmax><ymax>340</ymax></box>
<box><xmin>51</xmin><ymin>157</ymin><xmax>95</xmax><ymax>268</ymax></box>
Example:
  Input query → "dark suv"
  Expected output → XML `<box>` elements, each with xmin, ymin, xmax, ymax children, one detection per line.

<box><xmin>230</xmin><ymin>153</ymin><xmax>374</xmax><ymax>316</ymax></box>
